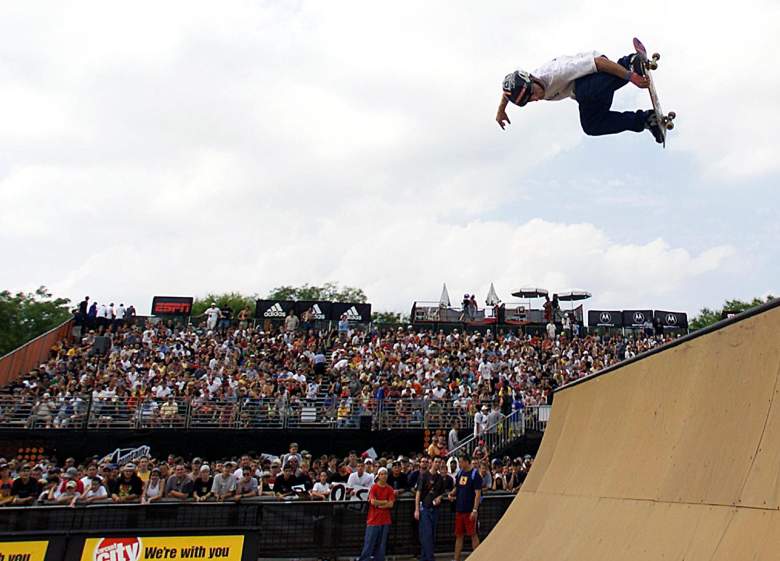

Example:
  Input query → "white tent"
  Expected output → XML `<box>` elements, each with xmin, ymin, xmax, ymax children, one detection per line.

<box><xmin>486</xmin><ymin>282</ymin><xmax>501</xmax><ymax>306</ymax></box>
<box><xmin>439</xmin><ymin>283</ymin><xmax>451</xmax><ymax>307</ymax></box>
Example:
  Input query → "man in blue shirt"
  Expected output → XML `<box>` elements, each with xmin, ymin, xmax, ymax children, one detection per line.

<box><xmin>449</xmin><ymin>454</ymin><xmax>483</xmax><ymax>561</ymax></box>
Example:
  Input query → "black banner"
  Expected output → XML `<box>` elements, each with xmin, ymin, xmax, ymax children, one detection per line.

<box><xmin>588</xmin><ymin>310</ymin><xmax>623</xmax><ymax>328</ymax></box>
<box><xmin>622</xmin><ymin>309</ymin><xmax>653</xmax><ymax>328</ymax></box>
<box><xmin>294</xmin><ymin>300</ymin><xmax>332</xmax><ymax>321</ymax></box>
<box><xmin>654</xmin><ymin>310</ymin><xmax>689</xmax><ymax>329</ymax></box>
<box><xmin>331</xmin><ymin>302</ymin><xmax>372</xmax><ymax>322</ymax></box>
<box><xmin>255</xmin><ymin>300</ymin><xmax>296</xmax><ymax>320</ymax></box>
<box><xmin>151</xmin><ymin>296</ymin><xmax>193</xmax><ymax>316</ymax></box>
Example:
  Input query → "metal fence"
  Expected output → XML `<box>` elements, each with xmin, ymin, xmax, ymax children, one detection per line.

<box><xmin>0</xmin><ymin>493</ymin><xmax>515</xmax><ymax>558</ymax></box>
<box><xmin>0</xmin><ymin>392</ymin><xmax>550</xmax><ymax>435</ymax></box>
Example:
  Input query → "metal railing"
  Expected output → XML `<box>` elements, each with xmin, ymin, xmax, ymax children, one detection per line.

<box><xmin>448</xmin><ymin>405</ymin><xmax>551</xmax><ymax>459</ymax></box>
<box><xmin>0</xmin><ymin>392</ymin><xmax>551</xmax><ymax>435</ymax></box>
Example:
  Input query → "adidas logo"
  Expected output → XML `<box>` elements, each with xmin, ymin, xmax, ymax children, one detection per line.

<box><xmin>264</xmin><ymin>303</ymin><xmax>286</xmax><ymax>318</ymax></box>
<box><xmin>311</xmin><ymin>304</ymin><xmax>327</xmax><ymax>320</ymax></box>
<box><xmin>345</xmin><ymin>306</ymin><xmax>362</xmax><ymax>321</ymax></box>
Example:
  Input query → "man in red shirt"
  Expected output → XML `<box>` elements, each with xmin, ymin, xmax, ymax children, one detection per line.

<box><xmin>357</xmin><ymin>467</ymin><xmax>396</xmax><ymax>561</ymax></box>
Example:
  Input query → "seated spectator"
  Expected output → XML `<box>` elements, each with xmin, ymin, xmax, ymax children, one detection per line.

<box><xmin>109</xmin><ymin>463</ymin><xmax>143</xmax><ymax>503</ymax></box>
<box><xmin>37</xmin><ymin>475</ymin><xmax>60</xmax><ymax>504</ymax></box>
<box><xmin>0</xmin><ymin>481</ymin><xmax>14</xmax><ymax>506</ymax></box>
<box><xmin>165</xmin><ymin>465</ymin><xmax>193</xmax><ymax>501</ymax></box>
<box><xmin>142</xmin><ymin>468</ymin><xmax>164</xmax><ymax>504</ymax></box>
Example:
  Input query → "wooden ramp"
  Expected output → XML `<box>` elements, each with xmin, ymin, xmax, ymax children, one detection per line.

<box><xmin>471</xmin><ymin>299</ymin><xmax>780</xmax><ymax>560</ymax></box>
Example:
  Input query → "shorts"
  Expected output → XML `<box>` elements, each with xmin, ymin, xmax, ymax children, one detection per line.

<box><xmin>455</xmin><ymin>512</ymin><xmax>476</xmax><ymax>536</ymax></box>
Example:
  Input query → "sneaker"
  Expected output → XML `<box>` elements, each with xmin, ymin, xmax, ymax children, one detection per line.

<box><xmin>629</xmin><ymin>53</ymin><xmax>646</xmax><ymax>77</ymax></box>
<box><xmin>645</xmin><ymin>111</ymin><xmax>664</xmax><ymax>144</ymax></box>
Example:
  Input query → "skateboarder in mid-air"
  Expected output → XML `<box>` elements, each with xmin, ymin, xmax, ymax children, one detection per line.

<box><xmin>497</xmin><ymin>50</ymin><xmax>665</xmax><ymax>143</ymax></box>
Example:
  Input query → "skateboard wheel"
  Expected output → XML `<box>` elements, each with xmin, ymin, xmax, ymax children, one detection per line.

<box><xmin>649</xmin><ymin>62</ymin><xmax>658</xmax><ymax>70</ymax></box>
<box><xmin>666</xmin><ymin>122</ymin><xmax>675</xmax><ymax>130</ymax></box>
<box><xmin>652</xmin><ymin>52</ymin><xmax>660</xmax><ymax>61</ymax></box>
<box><xmin>668</xmin><ymin>111</ymin><xmax>676</xmax><ymax>119</ymax></box>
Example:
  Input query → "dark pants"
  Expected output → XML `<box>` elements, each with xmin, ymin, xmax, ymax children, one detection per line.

<box><xmin>419</xmin><ymin>506</ymin><xmax>438</xmax><ymax>561</ymax></box>
<box><xmin>575</xmin><ymin>54</ymin><xmax>646</xmax><ymax>136</ymax></box>
<box><xmin>358</xmin><ymin>524</ymin><xmax>390</xmax><ymax>561</ymax></box>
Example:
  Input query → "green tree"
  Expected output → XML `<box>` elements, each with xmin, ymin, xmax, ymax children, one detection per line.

<box><xmin>690</xmin><ymin>295</ymin><xmax>775</xmax><ymax>331</ymax></box>
<box><xmin>0</xmin><ymin>287</ymin><xmax>72</xmax><ymax>356</ymax></box>
<box><xmin>266</xmin><ymin>282</ymin><xmax>367</xmax><ymax>303</ymax></box>
<box><xmin>192</xmin><ymin>292</ymin><xmax>257</xmax><ymax>317</ymax></box>
<box><xmin>371</xmin><ymin>311</ymin><xmax>410</xmax><ymax>324</ymax></box>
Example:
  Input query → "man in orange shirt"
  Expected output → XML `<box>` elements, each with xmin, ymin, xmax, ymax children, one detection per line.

<box><xmin>357</xmin><ymin>467</ymin><xmax>396</xmax><ymax>561</ymax></box>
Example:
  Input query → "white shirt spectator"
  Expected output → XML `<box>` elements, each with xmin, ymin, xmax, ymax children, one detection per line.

<box><xmin>312</xmin><ymin>481</ymin><xmax>331</xmax><ymax>496</ymax></box>
<box><xmin>205</xmin><ymin>306</ymin><xmax>221</xmax><ymax>330</ymax></box>
<box><xmin>347</xmin><ymin>471</ymin><xmax>374</xmax><ymax>490</ymax></box>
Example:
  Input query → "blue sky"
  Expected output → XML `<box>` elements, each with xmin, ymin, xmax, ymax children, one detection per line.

<box><xmin>0</xmin><ymin>0</ymin><xmax>777</xmax><ymax>317</ymax></box>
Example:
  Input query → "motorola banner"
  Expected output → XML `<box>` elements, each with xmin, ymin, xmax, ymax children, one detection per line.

<box><xmin>622</xmin><ymin>309</ymin><xmax>654</xmax><ymax>328</ymax></box>
<box><xmin>331</xmin><ymin>302</ymin><xmax>372</xmax><ymax>322</ymax></box>
<box><xmin>294</xmin><ymin>300</ymin><xmax>333</xmax><ymax>321</ymax></box>
<box><xmin>255</xmin><ymin>300</ymin><xmax>296</xmax><ymax>320</ymax></box>
<box><xmin>654</xmin><ymin>310</ymin><xmax>688</xmax><ymax>329</ymax></box>
<box><xmin>151</xmin><ymin>296</ymin><xmax>193</xmax><ymax>316</ymax></box>
<box><xmin>588</xmin><ymin>310</ymin><xmax>623</xmax><ymax>328</ymax></box>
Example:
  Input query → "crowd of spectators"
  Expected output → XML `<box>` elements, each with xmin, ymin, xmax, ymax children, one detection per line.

<box><xmin>0</xmin><ymin>442</ymin><xmax>534</xmax><ymax>507</ymax></box>
<box><xmin>1</xmin><ymin>305</ymin><xmax>674</xmax><ymax>430</ymax></box>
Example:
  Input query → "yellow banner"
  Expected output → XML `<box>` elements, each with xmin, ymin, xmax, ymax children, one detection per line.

<box><xmin>0</xmin><ymin>541</ymin><xmax>48</xmax><ymax>561</ymax></box>
<box><xmin>81</xmin><ymin>536</ymin><xmax>244</xmax><ymax>561</ymax></box>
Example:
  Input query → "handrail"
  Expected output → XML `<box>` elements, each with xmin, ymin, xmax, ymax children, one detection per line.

<box><xmin>447</xmin><ymin>408</ymin><xmax>525</xmax><ymax>459</ymax></box>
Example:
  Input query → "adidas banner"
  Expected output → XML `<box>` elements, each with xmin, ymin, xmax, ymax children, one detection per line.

<box><xmin>255</xmin><ymin>299</ymin><xmax>296</xmax><ymax>320</ymax></box>
<box><xmin>653</xmin><ymin>310</ymin><xmax>688</xmax><ymax>329</ymax></box>
<box><xmin>622</xmin><ymin>309</ymin><xmax>654</xmax><ymax>328</ymax></box>
<box><xmin>331</xmin><ymin>302</ymin><xmax>372</xmax><ymax>322</ymax></box>
<box><xmin>294</xmin><ymin>300</ymin><xmax>333</xmax><ymax>321</ymax></box>
<box><xmin>587</xmin><ymin>310</ymin><xmax>623</xmax><ymax>328</ymax></box>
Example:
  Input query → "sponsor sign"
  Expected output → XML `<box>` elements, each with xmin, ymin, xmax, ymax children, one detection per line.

<box><xmin>331</xmin><ymin>303</ymin><xmax>372</xmax><ymax>322</ymax></box>
<box><xmin>587</xmin><ymin>310</ymin><xmax>623</xmax><ymax>328</ymax></box>
<box><xmin>653</xmin><ymin>310</ymin><xmax>688</xmax><ymax>329</ymax></box>
<box><xmin>622</xmin><ymin>309</ymin><xmax>654</xmax><ymax>328</ymax></box>
<box><xmin>254</xmin><ymin>300</ymin><xmax>296</xmax><ymax>320</ymax></box>
<box><xmin>0</xmin><ymin>541</ymin><xmax>48</xmax><ymax>561</ymax></box>
<box><xmin>294</xmin><ymin>300</ymin><xmax>332</xmax><ymax>321</ymax></box>
<box><xmin>81</xmin><ymin>536</ymin><xmax>244</xmax><ymax>561</ymax></box>
<box><xmin>151</xmin><ymin>296</ymin><xmax>193</xmax><ymax>316</ymax></box>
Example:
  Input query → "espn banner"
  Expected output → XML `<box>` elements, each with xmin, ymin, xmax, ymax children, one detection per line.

<box><xmin>81</xmin><ymin>536</ymin><xmax>244</xmax><ymax>561</ymax></box>
<box><xmin>587</xmin><ymin>310</ymin><xmax>623</xmax><ymax>328</ymax></box>
<box><xmin>622</xmin><ymin>309</ymin><xmax>654</xmax><ymax>328</ymax></box>
<box><xmin>654</xmin><ymin>310</ymin><xmax>688</xmax><ymax>329</ymax></box>
<box><xmin>0</xmin><ymin>541</ymin><xmax>48</xmax><ymax>561</ymax></box>
<box><xmin>151</xmin><ymin>296</ymin><xmax>193</xmax><ymax>316</ymax></box>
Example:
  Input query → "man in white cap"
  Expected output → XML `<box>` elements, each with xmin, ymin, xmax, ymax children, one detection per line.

<box><xmin>204</xmin><ymin>303</ymin><xmax>221</xmax><ymax>331</ymax></box>
<box><xmin>473</xmin><ymin>405</ymin><xmax>489</xmax><ymax>438</ymax></box>
<box><xmin>356</xmin><ymin>467</ymin><xmax>396</xmax><ymax>561</ymax></box>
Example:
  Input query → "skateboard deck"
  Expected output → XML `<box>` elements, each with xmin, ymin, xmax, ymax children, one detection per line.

<box><xmin>633</xmin><ymin>37</ymin><xmax>675</xmax><ymax>147</ymax></box>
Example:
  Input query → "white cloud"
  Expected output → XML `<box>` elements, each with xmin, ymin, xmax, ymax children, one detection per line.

<box><xmin>0</xmin><ymin>0</ymin><xmax>772</xmax><ymax>315</ymax></box>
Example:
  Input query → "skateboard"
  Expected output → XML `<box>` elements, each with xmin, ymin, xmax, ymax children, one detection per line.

<box><xmin>633</xmin><ymin>37</ymin><xmax>675</xmax><ymax>147</ymax></box>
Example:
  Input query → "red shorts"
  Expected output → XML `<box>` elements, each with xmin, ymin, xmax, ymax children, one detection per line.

<box><xmin>455</xmin><ymin>512</ymin><xmax>476</xmax><ymax>536</ymax></box>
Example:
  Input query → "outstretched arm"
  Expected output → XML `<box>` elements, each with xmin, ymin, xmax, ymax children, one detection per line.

<box><xmin>594</xmin><ymin>57</ymin><xmax>648</xmax><ymax>88</ymax></box>
<box><xmin>496</xmin><ymin>95</ymin><xmax>511</xmax><ymax>130</ymax></box>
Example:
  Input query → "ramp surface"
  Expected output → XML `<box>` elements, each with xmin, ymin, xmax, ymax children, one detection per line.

<box><xmin>471</xmin><ymin>300</ymin><xmax>780</xmax><ymax>560</ymax></box>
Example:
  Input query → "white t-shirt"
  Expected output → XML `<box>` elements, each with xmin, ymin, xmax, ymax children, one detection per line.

<box><xmin>312</xmin><ymin>482</ymin><xmax>331</xmax><ymax>495</ymax></box>
<box><xmin>531</xmin><ymin>51</ymin><xmax>601</xmax><ymax>101</ymax></box>
<box><xmin>347</xmin><ymin>471</ymin><xmax>374</xmax><ymax>489</ymax></box>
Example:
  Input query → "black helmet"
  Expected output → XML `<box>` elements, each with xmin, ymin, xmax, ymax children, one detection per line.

<box><xmin>502</xmin><ymin>70</ymin><xmax>534</xmax><ymax>106</ymax></box>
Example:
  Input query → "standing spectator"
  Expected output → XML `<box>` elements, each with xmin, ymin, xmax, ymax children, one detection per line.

<box><xmin>165</xmin><ymin>464</ymin><xmax>193</xmax><ymax>501</ymax></box>
<box><xmin>473</xmin><ymin>405</ymin><xmax>489</xmax><ymax>438</ymax></box>
<box><xmin>281</xmin><ymin>443</ymin><xmax>303</xmax><ymax>469</ymax></box>
<box><xmin>193</xmin><ymin>465</ymin><xmax>213</xmax><ymax>502</ymax></box>
<box><xmin>450</xmin><ymin>454</ymin><xmax>483</xmax><ymax>561</ymax></box>
<box><xmin>141</xmin><ymin>468</ymin><xmax>164</xmax><ymax>504</ymax></box>
<box><xmin>486</xmin><ymin>403</ymin><xmax>501</xmax><ymax>434</ymax></box>
<box><xmin>77</xmin><ymin>296</ymin><xmax>90</xmax><ymax>332</ymax></box>
<box><xmin>109</xmin><ymin>463</ymin><xmax>143</xmax><ymax>503</ymax></box>
<box><xmin>448</xmin><ymin>422</ymin><xmax>461</xmax><ymax>453</ymax></box>
<box><xmin>546</xmin><ymin>321</ymin><xmax>556</xmax><ymax>340</ymax></box>
<box><xmin>237</xmin><ymin>307</ymin><xmax>251</xmax><ymax>330</ymax></box>
<box><xmin>211</xmin><ymin>463</ymin><xmax>237</xmax><ymax>502</ymax></box>
<box><xmin>338</xmin><ymin>314</ymin><xmax>349</xmax><ymax>337</ymax></box>
<box><xmin>284</xmin><ymin>310</ymin><xmax>299</xmax><ymax>333</ymax></box>
<box><xmin>204</xmin><ymin>303</ymin><xmax>221</xmax><ymax>332</ymax></box>
<box><xmin>219</xmin><ymin>306</ymin><xmax>232</xmax><ymax>332</ymax></box>
<box><xmin>414</xmin><ymin>457</ymin><xmax>447</xmax><ymax>561</ymax></box>
<box><xmin>10</xmin><ymin>466</ymin><xmax>39</xmax><ymax>505</ymax></box>
<box><xmin>347</xmin><ymin>460</ymin><xmax>375</xmax><ymax>492</ymax></box>
<box><xmin>356</xmin><ymin>467</ymin><xmax>396</xmax><ymax>561</ymax></box>
<box><xmin>116</xmin><ymin>303</ymin><xmax>126</xmax><ymax>328</ymax></box>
